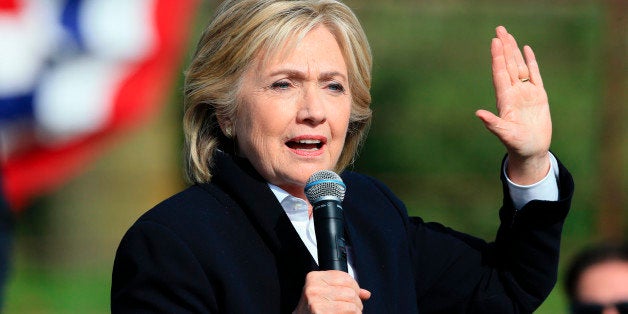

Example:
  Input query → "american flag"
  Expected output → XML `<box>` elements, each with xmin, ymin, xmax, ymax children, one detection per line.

<box><xmin>0</xmin><ymin>0</ymin><xmax>199</xmax><ymax>210</ymax></box>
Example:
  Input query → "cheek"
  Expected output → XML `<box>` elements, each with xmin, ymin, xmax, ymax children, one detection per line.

<box><xmin>334</xmin><ymin>105</ymin><xmax>351</xmax><ymax>138</ymax></box>
<box><xmin>329</xmin><ymin>106</ymin><xmax>351</xmax><ymax>159</ymax></box>
<box><xmin>235</xmin><ymin>104</ymin><xmax>284</xmax><ymax>155</ymax></box>
<box><xmin>234</xmin><ymin>106</ymin><xmax>261</xmax><ymax>154</ymax></box>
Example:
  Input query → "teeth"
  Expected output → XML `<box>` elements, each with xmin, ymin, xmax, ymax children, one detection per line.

<box><xmin>297</xmin><ymin>139</ymin><xmax>321</xmax><ymax>144</ymax></box>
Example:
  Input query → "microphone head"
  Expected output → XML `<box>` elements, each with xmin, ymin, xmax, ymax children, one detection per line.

<box><xmin>304</xmin><ymin>170</ymin><xmax>346</xmax><ymax>204</ymax></box>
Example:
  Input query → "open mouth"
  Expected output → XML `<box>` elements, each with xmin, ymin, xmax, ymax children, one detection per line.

<box><xmin>286</xmin><ymin>138</ymin><xmax>324</xmax><ymax>151</ymax></box>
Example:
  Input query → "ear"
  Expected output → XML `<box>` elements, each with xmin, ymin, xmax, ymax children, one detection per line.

<box><xmin>216</xmin><ymin>116</ymin><xmax>234</xmax><ymax>139</ymax></box>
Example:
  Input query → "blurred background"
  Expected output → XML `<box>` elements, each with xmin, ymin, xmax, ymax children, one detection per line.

<box><xmin>1</xmin><ymin>0</ymin><xmax>625</xmax><ymax>313</ymax></box>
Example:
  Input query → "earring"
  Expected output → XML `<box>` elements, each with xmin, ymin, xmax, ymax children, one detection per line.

<box><xmin>224</xmin><ymin>126</ymin><xmax>233</xmax><ymax>138</ymax></box>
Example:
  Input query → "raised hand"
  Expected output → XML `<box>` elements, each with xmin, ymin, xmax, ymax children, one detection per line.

<box><xmin>476</xmin><ymin>26</ymin><xmax>552</xmax><ymax>185</ymax></box>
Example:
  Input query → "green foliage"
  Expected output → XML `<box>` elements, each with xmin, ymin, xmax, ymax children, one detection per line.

<box><xmin>352</xmin><ymin>1</ymin><xmax>604</xmax><ymax>238</ymax></box>
<box><xmin>5</xmin><ymin>260</ymin><xmax>110</xmax><ymax>313</ymax></box>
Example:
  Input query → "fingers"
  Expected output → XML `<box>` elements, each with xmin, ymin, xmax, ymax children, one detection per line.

<box><xmin>494</xmin><ymin>26</ymin><xmax>532</xmax><ymax>85</ymax></box>
<box><xmin>523</xmin><ymin>45</ymin><xmax>543</xmax><ymax>87</ymax></box>
<box><xmin>296</xmin><ymin>271</ymin><xmax>370</xmax><ymax>313</ymax></box>
<box><xmin>491</xmin><ymin>38</ymin><xmax>510</xmax><ymax>93</ymax></box>
<box><xmin>316</xmin><ymin>270</ymin><xmax>361</xmax><ymax>293</ymax></box>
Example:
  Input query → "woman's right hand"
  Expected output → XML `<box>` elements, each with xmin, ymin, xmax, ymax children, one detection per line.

<box><xmin>293</xmin><ymin>270</ymin><xmax>371</xmax><ymax>313</ymax></box>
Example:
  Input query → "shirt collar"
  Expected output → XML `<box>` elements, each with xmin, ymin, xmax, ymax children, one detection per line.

<box><xmin>268</xmin><ymin>183</ymin><xmax>310</xmax><ymax>221</ymax></box>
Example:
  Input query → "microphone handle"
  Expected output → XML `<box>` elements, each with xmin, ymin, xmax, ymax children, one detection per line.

<box><xmin>313</xmin><ymin>201</ymin><xmax>348</xmax><ymax>272</ymax></box>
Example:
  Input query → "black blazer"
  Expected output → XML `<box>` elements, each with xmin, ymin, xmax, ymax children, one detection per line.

<box><xmin>111</xmin><ymin>152</ymin><xmax>574</xmax><ymax>313</ymax></box>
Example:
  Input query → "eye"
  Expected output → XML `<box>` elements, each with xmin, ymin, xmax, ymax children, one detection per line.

<box><xmin>270</xmin><ymin>80</ymin><xmax>291</xmax><ymax>90</ymax></box>
<box><xmin>328</xmin><ymin>82</ymin><xmax>345</xmax><ymax>93</ymax></box>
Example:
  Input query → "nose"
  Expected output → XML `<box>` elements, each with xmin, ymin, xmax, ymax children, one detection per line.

<box><xmin>296</xmin><ymin>85</ymin><xmax>326</xmax><ymax>125</ymax></box>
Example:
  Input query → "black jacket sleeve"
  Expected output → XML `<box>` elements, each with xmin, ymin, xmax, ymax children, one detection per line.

<box><xmin>403</xmin><ymin>157</ymin><xmax>573</xmax><ymax>313</ymax></box>
<box><xmin>111</xmin><ymin>220</ymin><xmax>217</xmax><ymax>313</ymax></box>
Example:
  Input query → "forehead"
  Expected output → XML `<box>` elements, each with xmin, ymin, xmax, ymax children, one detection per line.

<box><xmin>253</xmin><ymin>25</ymin><xmax>347</xmax><ymax>73</ymax></box>
<box><xmin>577</xmin><ymin>260</ymin><xmax>628</xmax><ymax>303</ymax></box>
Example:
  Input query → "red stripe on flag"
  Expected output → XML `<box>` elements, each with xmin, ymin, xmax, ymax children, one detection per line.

<box><xmin>110</xmin><ymin>0</ymin><xmax>200</xmax><ymax>130</ymax></box>
<box><xmin>0</xmin><ymin>0</ymin><xmax>21</xmax><ymax>13</ymax></box>
<box><xmin>1</xmin><ymin>0</ymin><xmax>200</xmax><ymax>211</ymax></box>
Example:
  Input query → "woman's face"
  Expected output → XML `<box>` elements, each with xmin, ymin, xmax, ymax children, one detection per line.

<box><xmin>234</xmin><ymin>26</ymin><xmax>351</xmax><ymax>198</ymax></box>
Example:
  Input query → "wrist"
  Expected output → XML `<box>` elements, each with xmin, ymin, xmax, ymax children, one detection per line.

<box><xmin>506</xmin><ymin>152</ymin><xmax>551</xmax><ymax>185</ymax></box>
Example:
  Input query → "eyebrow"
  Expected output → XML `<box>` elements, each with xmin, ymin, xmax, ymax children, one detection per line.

<box><xmin>268</xmin><ymin>69</ymin><xmax>347</xmax><ymax>82</ymax></box>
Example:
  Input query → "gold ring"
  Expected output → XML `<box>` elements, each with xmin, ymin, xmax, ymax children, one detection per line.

<box><xmin>520</xmin><ymin>78</ymin><xmax>530</xmax><ymax>83</ymax></box>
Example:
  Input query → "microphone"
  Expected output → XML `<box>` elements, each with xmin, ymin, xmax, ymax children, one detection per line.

<box><xmin>304</xmin><ymin>170</ymin><xmax>348</xmax><ymax>272</ymax></box>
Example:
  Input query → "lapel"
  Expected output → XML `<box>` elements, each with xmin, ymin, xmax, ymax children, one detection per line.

<box><xmin>211</xmin><ymin>152</ymin><xmax>318</xmax><ymax>312</ymax></box>
<box><xmin>342</xmin><ymin>175</ymin><xmax>394</xmax><ymax>313</ymax></box>
<box><xmin>344</xmin><ymin>216</ymin><xmax>393</xmax><ymax>313</ymax></box>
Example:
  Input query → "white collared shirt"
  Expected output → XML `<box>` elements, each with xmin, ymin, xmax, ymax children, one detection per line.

<box><xmin>505</xmin><ymin>152</ymin><xmax>560</xmax><ymax>210</ymax></box>
<box><xmin>268</xmin><ymin>184</ymin><xmax>357</xmax><ymax>278</ymax></box>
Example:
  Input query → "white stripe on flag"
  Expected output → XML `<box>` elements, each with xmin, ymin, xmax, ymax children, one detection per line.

<box><xmin>80</xmin><ymin>0</ymin><xmax>157</xmax><ymax>61</ymax></box>
<box><xmin>34</xmin><ymin>57</ymin><xmax>127</xmax><ymax>142</ymax></box>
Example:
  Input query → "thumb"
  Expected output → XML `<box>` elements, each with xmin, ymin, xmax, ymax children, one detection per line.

<box><xmin>475</xmin><ymin>109</ymin><xmax>503</xmax><ymax>136</ymax></box>
<box><xmin>359</xmin><ymin>288</ymin><xmax>371</xmax><ymax>300</ymax></box>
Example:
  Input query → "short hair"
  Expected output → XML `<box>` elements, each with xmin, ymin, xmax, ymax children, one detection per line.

<box><xmin>564</xmin><ymin>242</ymin><xmax>628</xmax><ymax>302</ymax></box>
<box><xmin>183</xmin><ymin>0</ymin><xmax>373</xmax><ymax>183</ymax></box>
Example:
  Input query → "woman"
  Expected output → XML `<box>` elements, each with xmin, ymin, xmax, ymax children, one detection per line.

<box><xmin>112</xmin><ymin>0</ymin><xmax>574</xmax><ymax>313</ymax></box>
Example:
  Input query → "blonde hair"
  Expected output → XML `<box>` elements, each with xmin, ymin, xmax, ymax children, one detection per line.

<box><xmin>183</xmin><ymin>0</ymin><xmax>372</xmax><ymax>182</ymax></box>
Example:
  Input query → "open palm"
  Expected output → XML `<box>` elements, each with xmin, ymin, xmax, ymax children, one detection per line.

<box><xmin>476</xmin><ymin>26</ymin><xmax>552</xmax><ymax>184</ymax></box>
